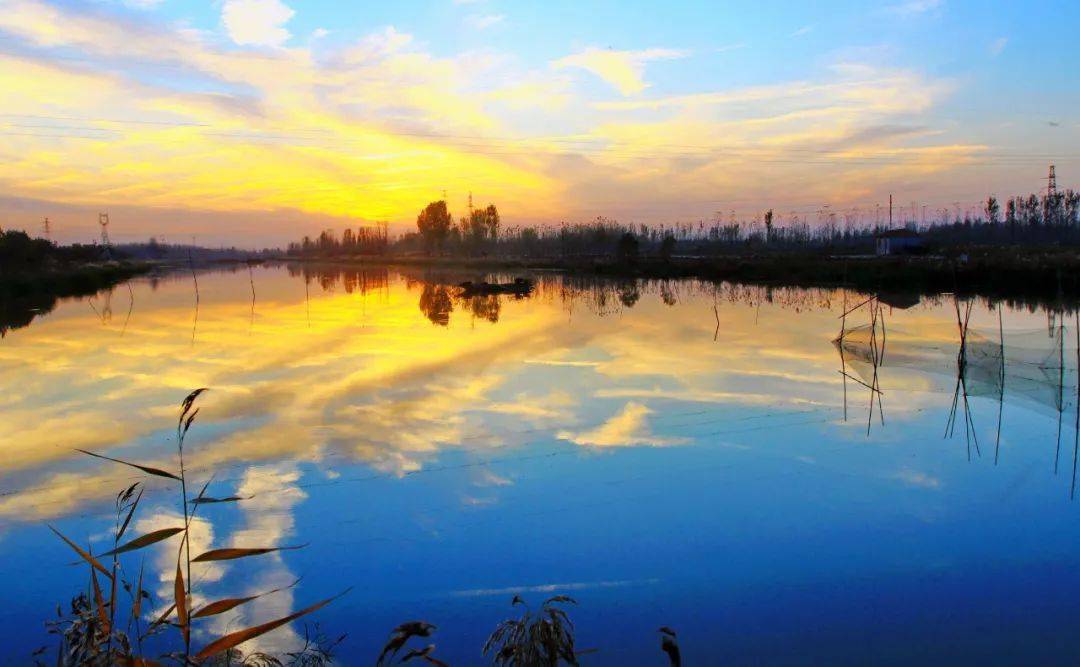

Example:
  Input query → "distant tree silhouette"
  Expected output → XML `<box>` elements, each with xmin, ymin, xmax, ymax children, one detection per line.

<box><xmin>458</xmin><ymin>203</ymin><xmax>501</xmax><ymax>255</ymax></box>
<box><xmin>283</xmin><ymin>184</ymin><xmax>1080</xmax><ymax>261</ymax></box>
<box><xmin>659</xmin><ymin>234</ymin><xmax>676</xmax><ymax>262</ymax></box>
<box><xmin>616</xmin><ymin>232</ymin><xmax>639</xmax><ymax>263</ymax></box>
<box><xmin>0</xmin><ymin>229</ymin><xmax>106</xmax><ymax>270</ymax></box>
<box><xmin>417</xmin><ymin>200</ymin><xmax>453</xmax><ymax>255</ymax></box>
<box><xmin>1005</xmin><ymin>197</ymin><xmax>1017</xmax><ymax>241</ymax></box>
<box><xmin>519</xmin><ymin>227</ymin><xmax>539</xmax><ymax>256</ymax></box>
<box><xmin>985</xmin><ymin>196</ymin><xmax>1000</xmax><ymax>226</ymax></box>
<box><xmin>462</xmin><ymin>210</ymin><xmax>487</xmax><ymax>253</ymax></box>
<box><xmin>484</xmin><ymin>204</ymin><xmax>500</xmax><ymax>240</ymax></box>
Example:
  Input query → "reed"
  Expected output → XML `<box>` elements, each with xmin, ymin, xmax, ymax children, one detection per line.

<box><xmin>45</xmin><ymin>388</ymin><xmax>348</xmax><ymax>666</ymax></box>
<box><xmin>483</xmin><ymin>595</ymin><xmax>581</xmax><ymax>666</ymax></box>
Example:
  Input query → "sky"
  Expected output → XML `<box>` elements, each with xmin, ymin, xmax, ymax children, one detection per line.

<box><xmin>0</xmin><ymin>0</ymin><xmax>1078</xmax><ymax>245</ymax></box>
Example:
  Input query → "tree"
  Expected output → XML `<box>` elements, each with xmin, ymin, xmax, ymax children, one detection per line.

<box><xmin>659</xmin><ymin>234</ymin><xmax>676</xmax><ymax>262</ymax></box>
<box><xmin>416</xmin><ymin>200</ymin><xmax>452</xmax><ymax>255</ymax></box>
<box><xmin>520</xmin><ymin>227</ymin><xmax>539</xmax><ymax>256</ymax></box>
<box><xmin>1005</xmin><ymin>197</ymin><xmax>1017</xmax><ymax>242</ymax></box>
<box><xmin>484</xmin><ymin>204</ymin><xmax>500</xmax><ymax>241</ymax></box>
<box><xmin>764</xmin><ymin>209</ymin><xmax>774</xmax><ymax>244</ymax></box>
<box><xmin>985</xmin><ymin>196</ymin><xmax>1000</xmax><ymax>226</ymax></box>
<box><xmin>1025</xmin><ymin>194</ymin><xmax>1041</xmax><ymax>226</ymax></box>
<box><xmin>615</xmin><ymin>232</ymin><xmax>639</xmax><ymax>263</ymax></box>
<box><xmin>464</xmin><ymin>210</ymin><xmax>487</xmax><ymax>251</ymax></box>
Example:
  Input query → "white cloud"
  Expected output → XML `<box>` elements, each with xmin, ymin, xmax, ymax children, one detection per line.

<box><xmin>989</xmin><ymin>36</ymin><xmax>1008</xmax><ymax>56</ymax></box>
<box><xmin>791</xmin><ymin>25</ymin><xmax>814</xmax><ymax>37</ymax></box>
<box><xmin>467</xmin><ymin>13</ymin><xmax>505</xmax><ymax>30</ymax></box>
<box><xmin>134</xmin><ymin>510</ymin><xmax>222</xmax><ymax>615</ymax></box>
<box><xmin>892</xmin><ymin>468</ymin><xmax>941</xmax><ymax>489</ymax></box>
<box><xmin>221</xmin><ymin>0</ymin><xmax>295</xmax><ymax>47</ymax></box>
<box><xmin>0</xmin><ymin>0</ymin><xmax>980</xmax><ymax>238</ymax></box>
<box><xmin>340</xmin><ymin>25</ymin><xmax>413</xmax><ymax>63</ymax></box>
<box><xmin>553</xmin><ymin>46</ymin><xmax>687</xmax><ymax>96</ymax></box>
<box><xmin>557</xmin><ymin>402</ymin><xmax>689</xmax><ymax>448</ymax></box>
<box><xmin>475</xmin><ymin>469</ymin><xmax>513</xmax><ymax>487</ymax></box>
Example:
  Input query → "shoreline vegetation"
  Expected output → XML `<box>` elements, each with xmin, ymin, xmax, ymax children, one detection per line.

<box><xmin>275</xmin><ymin>249</ymin><xmax>1080</xmax><ymax>303</ymax></box>
<box><xmin>0</xmin><ymin>228</ymin><xmax>152</xmax><ymax>335</ymax></box>
<box><xmin>268</xmin><ymin>189</ymin><xmax>1080</xmax><ymax>302</ymax></box>
<box><xmin>7</xmin><ymin>182</ymin><xmax>1080</xmax><ymax>327</ymax></box>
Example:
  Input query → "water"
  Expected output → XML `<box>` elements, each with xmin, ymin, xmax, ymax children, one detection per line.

<box><xmin>2</xmin><ymin>264</ymin><xmax>1080</xmax><ymax>665</ymax></box>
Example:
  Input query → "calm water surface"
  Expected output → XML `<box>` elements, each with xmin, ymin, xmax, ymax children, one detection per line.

<box><xmin>2</xmin><ymin>264</ymin><xmax>1080</xmax><ymax>665</ymax></box>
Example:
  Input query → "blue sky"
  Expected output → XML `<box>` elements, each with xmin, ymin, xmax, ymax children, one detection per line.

<box><xmin>0</xmin><ymin>0</ymin><xmax>1077</xmax><ymax>243</ymax></box>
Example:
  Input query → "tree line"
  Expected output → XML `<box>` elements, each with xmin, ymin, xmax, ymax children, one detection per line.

<box><xmin>286</xmin><ymin>224</ymin><xmax>389</xmax><ymax>257</ymax></box>
<box><xmin>282</xmin><ymin>186</ymin><xmax>1080</xmax><ymax>263</ymax></box>
<box><xmin>0</xmin><ymin>229</ymin><xmax>109</xmax><ymax>273</ymax></box>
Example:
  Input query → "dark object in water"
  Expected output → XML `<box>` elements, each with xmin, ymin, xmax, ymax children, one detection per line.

<box><xmin>458</xmin><ymin>278</ymin><xmax>534</xmax><ymax>297</ymax></box>
<box><xmin>378</xmin><ymin>621</ymin><xmax>437</xmax><ymax>666</ymax></box>
<box><xmin>660</xmin><ymin>628</ymin><xmax>681</xmax><ymax>667</ymax></box>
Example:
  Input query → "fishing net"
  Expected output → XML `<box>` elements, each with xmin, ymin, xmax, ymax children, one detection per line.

<box><xmin>837</xmin><ymin>321</ymin><xmax>1079</xmax><ymax>418</ymax></box>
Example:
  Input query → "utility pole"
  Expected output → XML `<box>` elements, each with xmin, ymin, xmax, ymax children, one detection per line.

<box><xmin>888</xmin><ymin>194</ymin><xmax>893</xmax><ymax>228</ymax></box>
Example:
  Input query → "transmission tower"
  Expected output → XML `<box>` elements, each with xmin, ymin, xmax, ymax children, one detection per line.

<box><xmin>98</xmin><ymin>213</ymin><xmax>111</xmax><ymax>246</ymax></box>
<box><xmin>98</xmin><ymin>212</ymin><xmax>112</xmax><ymax>259</ymax></box>
<box><xmin>42</xmin><ymin>217</ymin><xmax>51</xmax><ymax>241</ymax></box>
<box><xmin>1048</xmin><ymin>164</ymin><xmax>1057</xmax><ymax>199</ymax></box>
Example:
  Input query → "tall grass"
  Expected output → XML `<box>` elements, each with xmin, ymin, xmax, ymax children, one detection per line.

<box><xmin>46</xmin><ymin>388</ymin><xmax>348</xmax><ymax>665</ymax></box>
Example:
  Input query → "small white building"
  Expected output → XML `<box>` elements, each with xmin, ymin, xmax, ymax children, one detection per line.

<box><xmin>875</xmin><ymin>229</ymin><xmax>924</xmax><ymax>256</ymax></box>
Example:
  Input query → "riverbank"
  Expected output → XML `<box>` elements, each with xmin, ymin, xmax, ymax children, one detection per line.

<box><xmin>0</xmin><ymin>260</ymin><xmax>152</xmax><ymax>334</ymax></box>
<box><xmin>276</xmin><ymin>248</ymin><xmax>1080</xmax><ymax>303</ymax></box>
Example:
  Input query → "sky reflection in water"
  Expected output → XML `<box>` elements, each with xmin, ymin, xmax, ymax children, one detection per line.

<box><xmin>1</xmin><ymin>265</ymin><xmax>1079</xmax><ymax>665</ymax></box>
